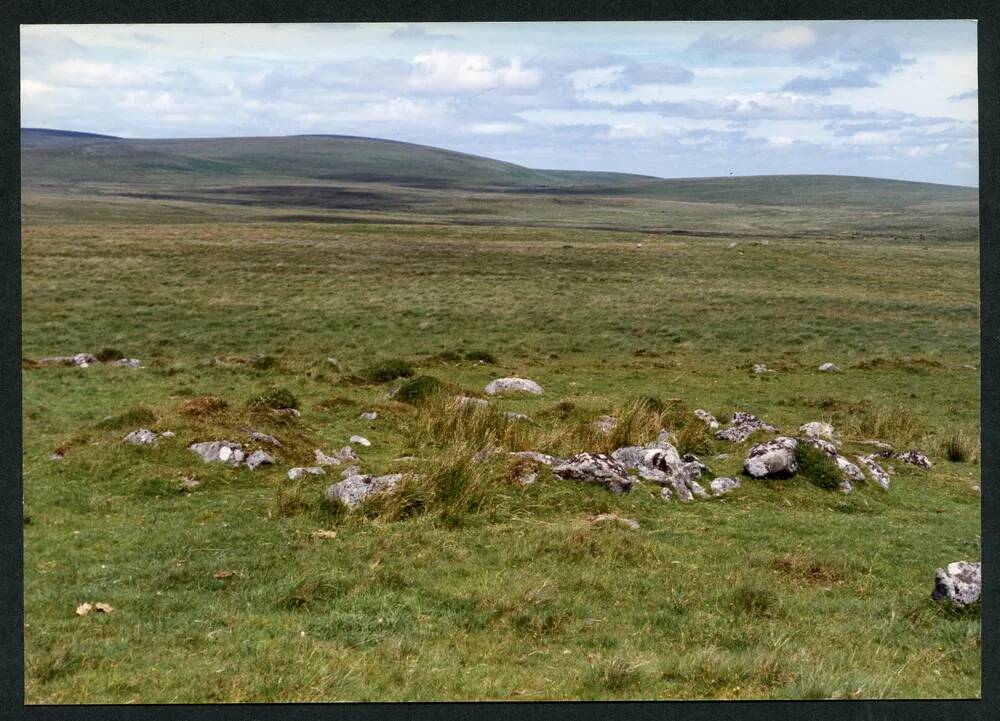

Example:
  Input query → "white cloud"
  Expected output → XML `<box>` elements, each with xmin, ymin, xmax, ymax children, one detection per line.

<box><xmin>756</xmin><ymin>26</ymin><xmax>817</xmax><ymax>50</ymax></box>
<box><xmin>409</xmin><ymin>50</ymin><xmax>542</xmax><ymax>92</ymax></box>
<box><xmin>464</xmin><ymin>121</ymin><xmax>526</xmax><ymax>135</ymax></box>
<box><xmin>50</xmin><ymin>60</ymin><xmax>148</xmax><ymax>87</ymax></box>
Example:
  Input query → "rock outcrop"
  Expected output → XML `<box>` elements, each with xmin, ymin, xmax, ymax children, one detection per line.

<box><xmin>324</xmin><ymin>473</ymin><xmax>403</xmax><ymax>509</ymax></box>
<box><xmin>710</xmin><ymin>476</ymin><xmax>741</xmax><ymax>496</ymax></box>
<box><xmin>124</xmin><ymin>429</ymin><xmax>159</xmax><ymax>445</ymax></box>
<box><xmin>246</xmin><ymin>450</ymin><xmax>275</xmax><ymax>470</ymax></box>
<box><xmin>896</xmin><ymin>450</ymin><xmax>932</xmax><ymax>468</ymax></box>
<box><xmin>189</xmin><ymin>441</ymin><xmax>245</xmax><ymax>467</ymax></box>
<box><xmin>694</xmin><ymin>409</ymin><xmax>720</xmax><ymax>430</ymax></box>
<box><xmin>744</xmin><ymin>437</ymin><xmax>798</xmax><ymax>478</ymax></box>
<box><xmin>287</xmin><ymin>466</ymin><xmax>326</xmax><ymax>481</ymax></box>
<box><xmin>552</xmin><ymin>453</ymin><xmax>633</xmax><ymax>494</ymax></box>
<box><xmin>858</xmin><ymin>454</ymin><xmax>891</xmax><ymax>490</ymax></box>
<box><xmin>716</xmin><ymin>412</ymin><xmax>777</xmax><ymax>443</ymax></box>
<box><xmin>932</xmin><ymin>561</ymin><xmax>981</xmax><ymax>608</ymax></box>
<box><xmin>484</xmin><ymin>377</ymin><xmax>544</xmax><ymax>395</ymax></box>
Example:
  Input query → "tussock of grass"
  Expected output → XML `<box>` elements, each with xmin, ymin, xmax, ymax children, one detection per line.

<box><xmin>405</xmin><ymin>396</ymin><xmax>533</xmax><ymax>453</ymax></box>
<box><xmin>794</xmin><ymin>442</ymin><xmax>842</xmax><ymax>491</ymax></box>
<box><xmin>674</xmin><ymin>419</ymin><xmax>715</xmax><ymax>456</ymax></box>
<box><xmin>395</xmin><ymin>375</ymin><xmax>446</xmax><ymax>404</ymax></box>
<box><xmin>275</xmin><ymin>480</ymin><xmax>310</xmax><ymax>517</ymax></box>
<box><xmin>939</xmin><ymin>432</ymin><xmax>978</xmax><ymax>463</ymax></box>
<box><xmin>582</xmin><ymin>657</ymin><xmax>645</xmax><ymax>694</ymax></box>
<box><xmin>362</xmin><ymin>358</ymin><xmax>414</xmax><ymax>383</ymax></box>
<box><xmin>94</xmin><ymin>406</ymin><xmax>156</xmax><ymax>430</ymax></box>
<box><xmin>730</xmin><ymin>582</ymin><xmax>778</xmax><ymax>617</ymax></box>
<box><xmin>94</xmin><ymin>347</ymin><xmax>125</xmax><ymax>362</ymax></box>
<box><xmin>246</xmin><ymin>387</ymin><xmax>298</xmax><ymax>410</ymax></box>
<box><xmin>769</xmin><ymin>554</ymin><xmax>846</xmax><ymax>585</ymax></box>
<box><xmin>836</xmin><ymin>403</ymin><xmax>924</xmax><ymax>446</ymax></box>
<box><xmin>180</xmin><ymin>395</ymin><xmax>228</xmax><ymax>416</ymax></box>
<box><xmin>464</xmin><ymin>350</ymin><xmax>498</xmax><ymax>364</ymax></box>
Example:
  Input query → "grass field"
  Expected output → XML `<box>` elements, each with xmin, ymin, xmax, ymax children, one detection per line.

<box><xmin>20</xmin><ymin>132</ymin><xmax>981</xmax><ymax>702</ymax></box>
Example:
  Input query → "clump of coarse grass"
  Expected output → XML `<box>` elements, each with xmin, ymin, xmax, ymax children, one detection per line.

<box><xmin>94</xmin><ymin>405</ymin><xmax>156</xmax><ymax>430</ymax></box>
<box><xmin>362</xmin><ymin>358</ymin><xmax>414</xmax><ymax>383</ymax></box>
<box><xmin>940</xmin><ymin>433</ymin><xmax>979</xmax><ymax>463</ymax></box>
<box><xmin>582</xmin><ymin>657</ymin><xmax>645</xmax><ymax>694</ymax></box>
<box><xmin>464</xmin><ymin>350</ymin><xmax>498</xmax><ymax>364</ymax></box>
<box><xmin>604</xmin><ymin>398</ymin><xmax>667</xmax><ymax>451</ymax></box>
<box><xmin>275</xmin><ymin>480</ymin><xmax>310</xmax><ymax>517</ymax></box>
<box><xmin>94</xmin><ymin>347</ymin><xmax>125</xmax><ymax>362</ymax></box>
<box><xmin>395</xmin><ymin>375</ymin><xmax>446</xmax><ymax>404</ymax></box>
<box><xmin>314</xmin><ymin>395</ymin><xmax>357</xmax><ymax>411</ymax></box>
<box><xmin>730</xmin><ymin>582</ymin><xmax>778</xmax><ymax>617</ymax></box>
<box><xmin>635</xmin><ymin>394</ymin><xmax>670</xmax><ymax>414</ymax></box>
<box><xmin>673</xmin><ymin>419</ymin><xmax>715</xmax><ymax>456</ymax></box>
<box><xmin>836</xmin><ymin>403</ymin><xmax>923</xmax><ymax>446</ymax></box>
<box><xmin>429</xmin><ymin>350</ymin><xmax>463</xmax><ymax>363</ymax></box>
<box><xmin>180</xmin><ymin>395</ymin><xmax>228</xmax><ymax>416</ymax></box>
<box><xmin>769</xmin><ymin>554</ymin><xmax>846</xmax><ymax>585</ymax></box>
<box><xmin>405</xmin><ymin>395</ymin><xmax>534</xmax><ymax>453</ymax></box>
<box><xmin>246</xmin><ymin>387</ymin><xmax>298</xmax><ymax>410</ymax></box>
<box><xmin>794</xmin><ymin>442</ymin><xmax>842</xmax><ymax>491</ymax></box>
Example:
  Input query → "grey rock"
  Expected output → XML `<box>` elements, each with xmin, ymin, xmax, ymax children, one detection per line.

<box><xmin>516</xmin><ymin>471</ymin><xmax>538</xmax><ymax>486</ymax></box>
<box><xmin>510</xmin><ymin>450</ymin><xmax>561</xmax><ymax>466</ymax></box>
<box><xmin>799</xmin><ymin>436</ymin><xmax>838</xmax><ymax>457</ymax></box>
<box><xmin>325</xmin><ymin>356</ymin><xmax>341</xmax><ymax>369</ymax></box>
<box><xmin>637</xmin><ymin>465</ymin><xmax>669</xmax><ymax>484</ymax></box>
<box><xmin>799</xmin><ymin>421</ymin><xmax>835</xmax><ymax>439</ymax></box>
<box><xmin>593</xmin><ymin>415</ymin><xmax>617</xmax><ymax>435</ymax></box>
<box><xmin>456</xmin><ymin>395</ymin><xmax>489</xmax><ymax>408</ymax></box>
<box><xmin>681</xmin><ymin>453</ymin><xmax>711</xmax><ymax>478</ymax></box>
<box><xmin>659</xmin><ymin>486</ymin><xmax>673</xmax><ymax>501</ymax></box>
<box><xmin>861</xmin><ymin>439</ymin><xmax>895</xmax><ymax>457</ymax></box>
<box><xmin>324</xmin><ymin>473</ymin><xmax>402</xmax><ymax>510</ymax></box>
<box><xmin>161</xmin><ymin>431</ymin><xmax>175</xmax><ymax>438</ymax></box>
<box><xmin>37</xmin><ymin>356</ymin><xmax>75</xmax><ymax>366</ymax></box>
<box><xmin>838</xmin><ymin>480</ymin><xmax>854</xmax><ymax>494</ymax></box>
<box><xmin>115</xmin><ymin>358</ymin><xmax>142</xmax><ymax>368</ymax></box>
<box><xmin>287</xmin><ymin>466</ymin><xmax>325</xmax><ymax>481</ymax></box>
<box><xmin>753</xmin><ymin>363</ymin><xmax>776</xmax><ymax>374</ymax></box>
<box><xmin>818</xmin><ymin>362</ymin><xmax>841</xmax><ymax>372</ymax></box>
<box><xmin>359</xmin><ymin>411</ymin><xmax>378</xmax><ymax>421</ymax></box>
<box><xmin>896</xmin><ymin>450</ymin><xmax>932</xmax><ymax>468</ymax></box>
<box><xmin>179</xmin><ymin>476</ymin><xmax>202</xmax><ymax>492</ymax></box>
<box><xmin>932</xmin><ymin>561</ymin><xmax>981</xmax><ymax>608</ymax></box>
<box><xmin>505</xmin><ymin>411</ymin><xmax>533</xmax><ymax>422</ymax></box>
<box><xmin>124</xmin><ymin>428</ymin><xmax>159</xmax><ymax>445</ymax></box>
<box><xmin>48</xmin><ymin>452</ymin><xmax>64</xmax><ymax>461</ymax></box>
<box><xmin>612</xmin><ymin>446</ymin><xmax>649</xmax><ymax>469</ymax></box>
<box><xmin>688</xmin><ymin>480</ymin><xmax>709</xmax><ymax>499</ymax></box>
<box><xmin>249</xmin><ymin>430</ymin><xmax>283</xmax><ymax>448</ymax></box>
<box><xmin>189</xmin><ymin>441</ymin><xmax>245</xmax><ymax>467</ymax></box>
<box><xmin>338</xmin><ymin>446</ymin><xmax>358</xmax><ymax>461</ymax></box>
<box><xmin>350</xmin><ymin>435</ymin><xmax>371</xmax><ymax>448</ymax></box>
<box><xmin>246</xmin><ymin>450</ymin><xmax>275</xmax><ymax>470</ymax></box>
<box><xmin>858</xmin><ymin>454</ymin><xmax>891</xmax><ymax>490</ymax></box>
<box><xmin>716</xmin><ymin>412</ymin><xmax>777</xmax><ymax>443</ymax></box>
<box><xmin>835</xmin><ymin>455</ymin><xmax>865</xmax><ymax>483</ymax></box>
<box><xmin>340</xmin><ymin>465</ymin><xmax>362</xmax><ymax>479</ymax></box>
<box><xmin>484</xmin><ymin>377</ymin><xmax>544</xmax><ymax>395</ymax></box>
<box><xmin>552</xmin><ymin>452</ymin><xmax>634</xmax><ymax>494</ymax></box>
<box><xmin>651</xmin><ymin>429</ymin><xmax>675</xmax><ymax>448</ymax></box>
<box><xmin>591</xmin><ymin>513</ymin><xmax>640</xmax><ymax>530</ymax></box>
<box><xmin>710</xmin><ymin>476</ymin><xmax>741</xmax><ymax>495</ymax></box>
<box><xmin>73</xmin><ymin>353</ymin><xmax>97</xmax><ymax>367</ymax></box>
<box><xmin>314</xmin><ymin>448</ymin><xmax>342</xmax><ymax>466</ymax></box>
<box><xmin>694</xmin><ymin>409</ymin><xmax>720</xmax><ymax>430</ymax></box>
<box><xmin>387</xmin><ymin>385</ymin><xmax>401</xmax><ymax>398</ymax></box>
<box><xmin>744</xmin><ymin>437</ymin><xmax>798</xmax><ymax>478</ymax></box>
<box><xmin>644</xmin><ymin>448</ymin><xmax>703</xmax><ymax>502</ymax></box>
<box><xmin>394</xmin><ymin>456</ymin><xmax>420</xmax><ymax>463</ymax></box>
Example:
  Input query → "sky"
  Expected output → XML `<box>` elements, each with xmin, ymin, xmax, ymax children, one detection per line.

<box><xmin>20</xmin><ymin>21</ymin><xmax>979</xmax><ymax>186</ymax></box>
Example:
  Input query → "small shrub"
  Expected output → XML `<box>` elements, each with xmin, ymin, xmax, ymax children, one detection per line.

<box><xmin>94</xmin><ymin>347</ymin><xmax>125</xmax><ymax>362</ymax></box>
<box><xmin>395</xmin><ymin>375</ymin><xmax>445</xmax><ymax>404</ymax></box>
<box><xmin>795</xmin><ymin>442</ymin><xmax>842</xmax><ymax>491</ymax></box>
<box><xmin>362</xmin><ymin>358</ymin><xmax>414</xmax><ymax>383</ymax></box>
<box><xmin>247</xmin><ymin>387</ymin><xmax>298</xmax><ymax>410</ymax></box>
<box><xmin>95</xmin><ymin>406</ymin><xmax>156</xmax><ymax>430</ymax></box>
<box><xmin>180</xmin><ymin>395</ymin><xmax>228</xmax><ymax>415</ymax></box>
<box><xmin>464</xmin><ymin>350</ymin><xmax>498</xmax><ymax>364</ymax></box>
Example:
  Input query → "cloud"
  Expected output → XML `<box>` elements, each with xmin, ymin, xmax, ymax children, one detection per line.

<box><xmin>782</xmin><ymin>70</ymin><xmax>878</xmax><ymax>95</ymax></box>
<box><xmin>50</xmin><ymin>60</ymin><xmax>148</xmax><ymax>87</ymax></box>
<box><xmin>390</xmin><ymin>24</ymin><xmax>457</xmax><ymax>40</ymax></box>
<box><xmin>949</xmin><ymin>89</ymin><xmax>977</xmax><ymax>101</ymax></box>
<box><xmin>131</xmin><ymin>32</ymin><xmax>166</xmax><ymax>45</ymax></box>
<box><xmin>463</xmin><ymin>121</ymin><xmax>526</xmax><ymax>135</ymax></box>
<box><xmin>409</xmin><ymin>50</ymin><xmax>543</xmax><ymax>93</ymax></box>
<box><xmin>688</xmin><ymin>25</ymin><xmax>817</xmax><ymax>55</ymax></box>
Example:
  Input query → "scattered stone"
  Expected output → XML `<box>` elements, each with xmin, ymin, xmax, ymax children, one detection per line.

<box><xmin>834</xmin><ymin>455</ymin><xmax>865</xmax><ymax>483</ymax></box>
<box><xmin>611</xmin><ymin>446</ymin><xmax>649</xmax><ymax>469</ymax></box>
<box><xmin>312</xmin><ymin>529</ymin><xmax>338</xmax><ymax>540</ymax></box>
<box><xmin>860</xmin><ymin>439</ymin><xmax>895</xmax><ymax>457</ymax></box>
<box><xmin>753</xmin><ymin>363</ymin><xmax>776</xmax><ymax>374</ymax></box>
<box><xmin>314</xmin><ymin>449</ymin><xmax>341</xmax><ymax>466</ymax></box>
<box><xmin>744</xmin><ymin>437</ymin><xmax>798</xmax><ymax>478</ymax></box>
<box><xmin>838</xmin><ymin>480</ymin><xmax>854</xmax><ymax>494</ymax></box>
<box><xmin>799</xmin><ymin>421</ymin><xmax>835</xmax><ymax>440</ymax></box>
<box><xmin>325</xmin><ymin>357</ymin><xmax>341</xmax><ymax>369</ymax></box>
<box><xmin>484</xmin><ymin>377</ymin><xmax>544</xmax><ymax>395</ymax></box>
<box><xmin>37</xmin><ymin>356</ymin><xmax>76</xmax><ymax>366</ymax></box>
<box><xmin>325</xmin><ymin>473</ymin><xmax>402</xmax><ymax>509</ymax></box>
<box><xmin>932</xmin><ymin>561</ymin><xmax>981</xmax><ymax>608</ymax></box>
<box><xmin>593</xmin><ymin>415</ymin><xmax>617</xmax><ymax>435</ymax></box>
<box><xmin>516</xmin><ymin>471</ymin><xmax>538</xmax><ymax>486</ymax></box>
<box><xmin>660</xmin><ymin>486</ymin><xmax>673</xmax><ymax>501</ymax></box>
<box><xmin>287</xmin><ymin>466</ymin><xmax>325</xmax><ymax>481</ymax></box>
<box><xmin>510</xmin><ymin>451</ymin><xmax>561</xmax><ymax>466</ymax></box>
<box><xmin>694</xmin><ymin>409</ymin><xmax>720</xmax><ymax>430</ymax></box>
<box><xmin>349</xmin><ymin>435</ymin><xmax>371</xmax><ymax>448</ymax></box>
<box><xmin>124</xmin><ymin>429</ymin><xmax>159</xmax><ymax>445</ymax></box>
<box><xmin>710</xmin><ymin>477</ymin><xmax>741</xmax><ymax>496</ymax></box>
<box><xmin>189</xmin><ymin>441</ymin><xmax>245</xmax><ymax>467</ymax></box>
<box><xmin>274</xmin><ymin>408</ymin><xmax>301</xmax><ymax>418</ymax></box>
<box><xmin>644</xmin><ymin>447</ymin><xmax>704</xmax><ymax>502</ymax></box>
<box><xmin>681</xmin><ymin>453</ymin><xmax>711</xmax><ymax>478</ymax></box>
<box><xmin>715</xmin><ymin>412</ymin><xmax>777</xmax><ymax>443</ymax></box>
<box><xmin>818</xmin><ymin>363</ymin><xmax>841</xmax><ymax>372</ymax></box>
<box><xmin>161</xmin><ymin>431</ymin><xmax>175</xmax><ymax>438</ymax></box>
<box><xmin>552</xmin><ymin>452</ymin><xmax>634</xmax><ymax>494</ymax></box>
<box><xmin>340</xmin><ymin>465</ymin><xmax>362</xmax><ymax>478</ymax></box>
<box><xmin>505</xmin><ymin>411</ymin><xmax>533</xmax><ymax>422</ymax></box>
<box><xmin>637</xmin><ymin>465</ymin><xmax>669</xmax><ymax>484</ymax></box>
<box><xmin>359</xmin><ymin>411</ymin><xmax>378</xmax><ymax>421</ymax></box>
<box><xmin>178</xmin><ymin>476</ymin><xmax>202</xmax><ymax>492</ymax></box>
<box><xmin>456</xmin><ymin>395</ymin><xmax>489</xmax><ymax>408</ymax></box>
<box><xmin>858</xmin><ymin>455</ymin><xmax>891</xmax><ymax>490</ymax></box>
<box><xmin>245</xmin><ymin>450</ymin><xmax>275</xmax><ymax>470</ymax></box>
<box><xmin>73</xmin><ymin>353</ymin><xmax>97</xmax><ymax>367</ymax></box>
<box><xmin>961</xmin><ymin>364</ymin><xmax>976</xmax><ymax>370</ymax></box>
<box><xmin>249</xmin><ymin>430</ymin><xmax>283</xmax><ymax>448</ymax></box>
<box><xmin>387</xmin><ymin>385</ymin><xmax>401</xmax><ymax>398</ymax></box>
<box><xmin>115</xmin><ymin>358</ymin><xmax>142</xmax><ymax>368</ymax></box>
<box><xmin>48</xmin><ymin>452</ymin><xmax>64</xmax><ymax>461</ymax></box>
<box><xmin>591</xmin><ymin>513</ymin><xmax>640</xmax><ymax>530</ymax></box>
<box><xmin>896</xmin><ymin>450</ymin><xmax>932</xmax><ymax>468</ymax></box>
<box><xmin>394</xmin><ymin>456</ymin><xmax>420</xmax><ymax>462</ymax></box>
<box><xmin>799</xmin><ymin>436</ymin><xmax>838</xmax><ymax>457</ymax></box>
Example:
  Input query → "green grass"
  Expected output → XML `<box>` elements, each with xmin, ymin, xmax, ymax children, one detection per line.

<box><xmin>20</xmin><ymin>181</ymin><xmax>980</xmax><ymax>701</ymax></box>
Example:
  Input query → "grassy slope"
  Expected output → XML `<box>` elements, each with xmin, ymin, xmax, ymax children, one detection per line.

<box><xmin>21</xmin><ymin>219</ymin><xmax>980</xmax><ymax>702</ymax></box>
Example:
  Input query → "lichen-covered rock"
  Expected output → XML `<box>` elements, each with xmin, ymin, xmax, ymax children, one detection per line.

<box><xmin>716</xmin><ymin>412</ymin><xmax>777</xmax><ymax>443</ymax></box>
<box><xmin>246</xmin><ymin>450</ymin><xmax>275</xmax><ymax>470</ymax></box>
<box><xmin>644</xmin><ymin>448</ymin><xmax>702</xmax><ymax>502</ymax></box>
<box><xmin>896</xmin><ymin>450</ymin><xmax>932</xmax><ymax>468</ymax></box>
<box><xmin>287</xmin><ymin>466</ymin><xmax>326</xmax><ymax>481</ymax></box>
<box><xmin>73</xmin><ymin>353</ymin><xmax>97</xmax><ymax>367</ymax></box>
<box><xmin>359</xmin><ymin>411</ymin><xmax>378</xmax><ymax>421</ymax></box>
<box><xmin>818</xmin><ymin>362</ymin><xmax>841</xmax><ymax>372</ymax></box>
<box><xmin>681</xmin><ymin>453</ymin><xmax>711</xmax><ymax>478</ymax></box>
<box><xmin>659</xmin><ymin>486</ymin><xmax>673</xmax><ymax>501</ymax></box>
<box><xmin>349</xmin><ymin>435</ymin><xmax>371</xmax><ymax>447</ymax></box>
<box><xmin>799</xmin><ymin>436</ymin><xmax>838</xmax><ymax>457</ymax></box>
<box><xmin>189</xmin><ymin>441</ymin><xmax>245</xmax><ymax>467</ymax></box>
<box><xmin>340</xmin><ymin>465</ymin><xmax>362</xmax><ymax>478</ymax></box>
<box><xmin>858</xmin><ymin>454</ymin><xmax>891</xmax><ymax>490</ymax></box>
<box><xmin>710</xmin><ymin>476</ymin><xmax>741</xmax><ymax>495</ymax></box>
<box><xmin>694</xmin><ymin>409</ymin><xmax>720</xmax><ymax>430</ymax></box>
<box><xmin>861</xmin><ymin>439</ymin><xmax>895</xmax><ymax>457</ymax></box>
<box><xmin>552</xmin><ymin>452</ymin><xmax>633</xmax><ymax>494</ymax></box>
<box><xmin>799</xmin><ymin>421</ymin><xmax>835</xmax><ymax>440</ymax></box>
<box><xmin>115</xmin><ymin>358</ymin><xmax>142</xmax><ymax>368</ymax></box>
<box><xmin>124</xmin><ymin>429</ymin><xmax>159</xmax><ymax>445</ymax></box>
<box><xmin>314</xmin><ymin>446</ymin><xmax>357</xmax><ymax>466</ymax></box>
<box><xmin>611</xmin><ymin>446</ymin><xmax>648</xmax><ymax>469</ymax></box>
<box><xmin>834</xmin><ymin>455</ymin><xmax>865</xmax><ymax>483</ymax></box>
<box><xmin>484</xmin><ymin>377</ymin><xmax>544</xmax><ymax>395</ymax></box>
<box><xmin>324</xmin><ymin>473</ymin><xmax>402</xmax><ymax>509</ymax></box>
<box><xmin>932</xmin><ymin>561</ymin><xmax>981</xmax><ymax>608</ymax></box>
<box><xmin>249</xmin><ymin>430</ymin><xmax>283</xmax><ymax>448</ymax></box>
<box><xmin>744</xmin><ymin>437</ymin><xmax>798</xmax><ymax>478</ymax></box>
